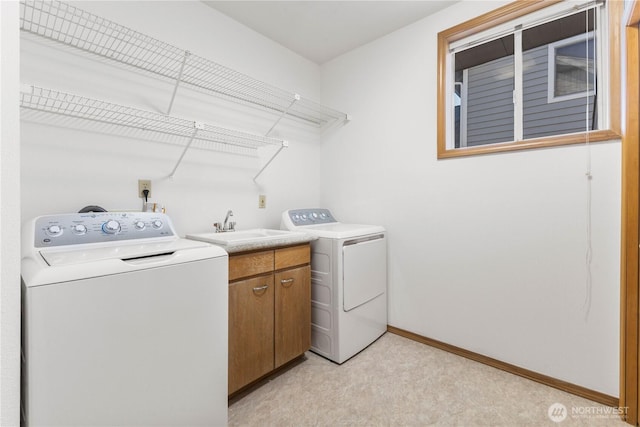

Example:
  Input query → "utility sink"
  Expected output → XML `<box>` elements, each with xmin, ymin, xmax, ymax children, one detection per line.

<box><xmin>186</xmin><ymin>229</ymin><xmax>312</xmax><ymax>251</ymax></box>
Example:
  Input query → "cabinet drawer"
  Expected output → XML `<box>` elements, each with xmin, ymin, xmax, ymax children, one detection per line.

<box><xmin>229</xmin><ymin>250</ymin><xmax>274</xmax><ymax>281</ymax></box>
<box><xmin>275</xmin><ymin>245</ymin><xmax>310</xmax><ymax>270</ymax></box>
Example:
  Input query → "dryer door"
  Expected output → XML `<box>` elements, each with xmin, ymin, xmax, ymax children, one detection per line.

<box><xmin>342</xmin><ymin>235</ymin><xmax>386</xmax><ymax>311</ymax></box>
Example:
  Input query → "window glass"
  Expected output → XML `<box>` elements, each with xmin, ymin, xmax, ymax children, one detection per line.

<box><xmin>553</xmin><ymin>37</ymin><xmax>595</xmax><ymax>97</ymax></box>
<box><xmin>453</xmin><ymin>35</ymin><xmax>514</xmax><ymax>148</ymax></box>
<box><xmin>522</xmin><ymin>10</ymin><xmax>596</xmax><ymax>140</ymax></box>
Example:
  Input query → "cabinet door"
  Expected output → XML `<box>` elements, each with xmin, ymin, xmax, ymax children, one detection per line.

<box><xmin>274</xmin><ymin>266</ymin><xmax>311</xmax><ymax>368</ymax></box>
<box><xmin>228</xmin><ymin>274</ymin><xmax>274</xmax><ymax>394</ymax></box>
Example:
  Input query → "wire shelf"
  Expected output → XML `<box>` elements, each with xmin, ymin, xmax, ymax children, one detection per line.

<box><xmin>20</xmin><ymin>0</ymin><xmax>349</xmax><ymax>131</ymax></box>
<box><xmin>20</xmin><ymin>85</ymin><xmax>287</xmax><ymax>178</ymax></box>
<box><xmin>20</xmin><ymin>86</ymin><xmax>283</xmax><ymax>150</ymax></box>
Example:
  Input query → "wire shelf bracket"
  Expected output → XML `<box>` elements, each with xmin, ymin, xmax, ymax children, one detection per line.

<box><xmin>167</xmin><ymin>51</ymin><xmax>191</xmax><ymax>116</ymax></box>
<box><xmin>169</xmin><ymin>121</ymin><xmax>203</xmax><ymax>179</ymax></box>
<box><xmin>253</xmin><ymin>140</ymin><xmax>289</xmax><ymax>182</ymax></box>
<box><xmin>265</xmin><ymin>94</ymin><xmax>300</xmax><ymax>137</ymax></box>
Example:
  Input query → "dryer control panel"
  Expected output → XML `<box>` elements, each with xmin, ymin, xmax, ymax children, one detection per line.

<box><xmin>284</xmin><ymin>209</ymin><xmax>336</xmax><ymax>226</ymax></box>
<box><xmin>33</xmin><ymin>212</ymin><xmax>175</xmax><ymax>247</ymax></box>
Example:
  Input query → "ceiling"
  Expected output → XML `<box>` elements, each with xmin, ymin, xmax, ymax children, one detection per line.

<box><xmin>202</xmin><ymin>1</ymin><xmax>457</xmax><ymax>64</ymax></box>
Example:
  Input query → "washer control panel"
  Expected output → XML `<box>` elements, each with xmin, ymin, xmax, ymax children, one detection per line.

<box><xmin>34</xmin><ymin>212</ymin><xmax>175</xmax><ymax>247</ymax></box>
<box><xmin>286</xmin><ymin>209</ymin><xmax>336</xmax><ymax>226</ymax></box>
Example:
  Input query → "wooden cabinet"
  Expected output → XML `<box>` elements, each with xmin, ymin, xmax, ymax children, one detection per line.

<box><xmin>228</xmin><ymin>244</ymin><xmax>311</xmax><ymax>395</ymax></box>
<box><xmin>228</xmin><ymin>275</ymin><xmax>274</xmax><ymax>394</ymax></box>
<box><xmin>275</xmin><ymin>266</ymin><xmax>311</xmax><ymax>367</ymax></box>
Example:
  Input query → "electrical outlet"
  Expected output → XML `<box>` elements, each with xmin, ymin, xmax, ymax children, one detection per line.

<box><xmin>258</xmin><ymin>195</ymin><xmax>266</xmax><ymax>209</ymax></box>
<box><xmin>138</xmin><ymin>179</ymin><xmax>152</xmax><ymax>199</ymax></box>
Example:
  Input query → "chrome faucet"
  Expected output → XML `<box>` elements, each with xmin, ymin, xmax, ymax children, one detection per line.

<box><xmin>214</xmin><ymin>210</ymin><xmax>236</xmax><ymax>232</ymax></box>
<box><xmin>223</xmin><ymin>210</ymin><xmax>234</xmax><ymax>230</ymax></box>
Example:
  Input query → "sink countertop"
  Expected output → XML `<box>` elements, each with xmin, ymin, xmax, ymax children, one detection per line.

<box><xmin>186</xmin><ymin>232</ymin><xmax>317</xmax><ymax>254</ymax></box>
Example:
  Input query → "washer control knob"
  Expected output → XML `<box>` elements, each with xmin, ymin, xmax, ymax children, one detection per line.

<box><xmin>292</xmin><ymin>214</ymin><xmax>299</xmax><ymax>222</ymax></box>
<box><xmin>311</xmin><ymin>212</ymin><xmax>318</xmax><ymax>219</ymax></box>
<box><xmin>320</xmin><ymin>212</ymin><xmax>327</xmax><ymax>219</ymax></box>
<box><xmin>301</xmin><ymin>214</ymin><xmax>307</xmax><ymax>220</ymax></box>
<box><xmin>134</xmin><ymin>221</ymin><xmax>146</xmax><ymax>230</ymax></box>
<box><xmin>152</xmin><ymin>220</ymin><xmax>163</xmax><ymax>229</ymax></box>
<box><xmin>46</xmin><ymin>225</ymin><xmax>63</xmax><ymax>237</ymax></box>
<box><xmin>102</xmin><ymin>220</ymin><xmax>121</xmax><ymax>234</ymax></box>
<box><xmin>72</xmin><ymin>224</ymin><xmax>87</xmax><ymax>235</ymax></box>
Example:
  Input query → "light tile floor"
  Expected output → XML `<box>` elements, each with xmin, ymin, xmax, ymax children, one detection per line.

<box><xmin>228</xmin><ymin>333</ymin><xmax>627</xmax><ymax>426</ymax></box>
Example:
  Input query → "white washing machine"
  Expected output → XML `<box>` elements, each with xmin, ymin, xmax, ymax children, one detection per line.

<box><xmin>21</xmin><ymin>211</ymin><xmax>228</xmax><ymax>426</ymax></box>
<box><xmin>282</xmin><ymin>208</ymin><xmax>387</xmax><ymax>364</ymax></box>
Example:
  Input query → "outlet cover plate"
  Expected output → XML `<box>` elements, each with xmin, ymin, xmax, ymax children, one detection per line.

<box><xmin>138</xmin><ymin>179</ymin><xmax>152</xmax><ymax>199</ymax></box>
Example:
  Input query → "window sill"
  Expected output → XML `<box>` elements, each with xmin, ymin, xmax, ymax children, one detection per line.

<box><xmin>437</xmin><ymin>129</ymin><xmax>622</xmax><ymax>159</ymax></box>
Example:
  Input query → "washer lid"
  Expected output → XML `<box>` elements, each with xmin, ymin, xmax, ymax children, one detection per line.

<box><xmin>295</xmin><ymin>223</ymin><xmax>385</xmax><ymax>239</ymax></box>
<box><xmin>40</xmin><ymin>238</ymin><xmax>218</xmax><ymax>267</ymax></box>
<box><xmin>23</xmin><ymin>239</ymin><xmax>228</xmax><ymax>288</ymax></box>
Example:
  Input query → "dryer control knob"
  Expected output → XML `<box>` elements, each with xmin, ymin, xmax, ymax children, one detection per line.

<box><xmin>102</xmin><ymin>220</ymin><xmax>121</xmax><ymax>234</ymax></box>
<box><xmin>46</xmin><ymin>225</ymin><xmax>63</xmax><ymax>237</ymax></box>
<box><xmin>134</xmin><ymin>221</ymin><xmax>146</xmax><ymax>230</ymax></box>
<box><xmin>152</xmin><ymin>220</ymin><xmax>163</xmax><ymax>229</ymax></box>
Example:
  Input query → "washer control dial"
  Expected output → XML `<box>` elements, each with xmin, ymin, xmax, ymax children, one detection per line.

<box><xmin>102</xmin><ymin>220</ymin><xmax>121</xmax><ymax>234</ymax></box>
<box><xmin>134</xmin><ymin>221</ymin><xmax>146</xmax><ymax>231</ymax></box>
<box><xmin>152</xmin><ymin>220</ymin><xmax>163</xmax><ymax>229</ymax></box>
<box><xmin>72</xmin><ymin>224</ymin><xmax>87</xmax><ymax>235</ymax></box>
<box><xmin>46</xmin><ymin>225</ymin><xmax>63</xmax><ymax>237</ymax></box>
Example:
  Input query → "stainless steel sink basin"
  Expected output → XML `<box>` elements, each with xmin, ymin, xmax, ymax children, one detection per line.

<box><xmin>186</xmin><ymin>229</ymin><xmax>311</xmax><ymax>249</ymax></box>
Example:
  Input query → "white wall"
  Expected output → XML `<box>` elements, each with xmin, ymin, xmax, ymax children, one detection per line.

<box><xmin>20</xmin><ymin>0</ymin><xmax>324</xmax><ymax>234</ymax></box>
<box><xmin>0</xmin><ymin>1</ymin><xmax>21</xmax><ymax>425</ymax></box>
<box><xmin>18</xmin><ymin>0</ymin><xmax>622</xmax><ymax>402</ymax></box>
<box><xmin>320</xmin><ymin>0</ymin><xmax>621</xmax><ymax>396</ymax></box>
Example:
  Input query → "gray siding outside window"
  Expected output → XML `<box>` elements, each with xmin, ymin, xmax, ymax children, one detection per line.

<box><xmin>466</xmin><ymin>55</ymin><xmax>514</xmax><ymax>146</ymax></box>
<box><xmin>523</xmin><ymin>45</ymin><xmax>595</xmax><ymax>139</ymax></box>
<box><xmin>463</xmin><ymin>44</ymin><xmax>595</xmax><ymax>146</ymax></box>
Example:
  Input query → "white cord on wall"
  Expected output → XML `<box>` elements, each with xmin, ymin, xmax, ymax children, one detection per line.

<box><xmin>584</xmin><ymin>137</ymin><xmax>593</xmax><ymax>320</ymax></box>
<box><xmin>583</xmin><ymin>7</ymin><xmax>595</xmax><ymax>321</ymax></box>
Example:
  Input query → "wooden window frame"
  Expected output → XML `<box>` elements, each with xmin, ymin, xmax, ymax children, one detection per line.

<box><xmin>620</xmin><ymin>1</ymin><xmax>640</xmax><ymax>424</ymax></box>
<box><xmin>437</xmin><ymin>0</ymin><xmax>622</xmax><ymax>159</ymax></box>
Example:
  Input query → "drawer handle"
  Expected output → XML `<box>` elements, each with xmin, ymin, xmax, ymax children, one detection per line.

<box><xmin>280</xmin><ymin>278</ymin><xmax>294</xmax><ymax>287</ymax></box>
<box><xmin>252</xmin><ymin>285</ymin><xmax>269</xmax><ymax>294</ymax></box>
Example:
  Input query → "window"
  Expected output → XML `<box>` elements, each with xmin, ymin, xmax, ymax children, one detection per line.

<box><xmin>548</xmin><ymin>33</ymin><xmax>595</xmax><ymax>102</ymax></box>
<box><xmin>453</xmin><ymin>34</ymin><xmax>515</xmax><ymax>148</ymax></box>
<box><xmin>437</xmin><ymin>0</ymin><xmax>621</xmax><ymax>158</ymax></box>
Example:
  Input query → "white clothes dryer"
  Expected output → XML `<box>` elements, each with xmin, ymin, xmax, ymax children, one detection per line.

<box><xmin>21</xmin><ymin>211</ymin><xmax>228</xmax><ymax>426</ymax></box>
<box><xmin>282</xmin><ymin>209</ymin><xmax>387</xmax><ymax>364</ymax></box>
